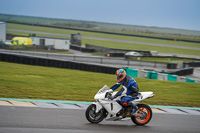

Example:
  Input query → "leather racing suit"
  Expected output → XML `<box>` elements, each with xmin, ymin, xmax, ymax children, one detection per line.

<box><xmin>110</xmin><ymin>75</ymin><xmax>139</xmax><ymax>113</ymax></box>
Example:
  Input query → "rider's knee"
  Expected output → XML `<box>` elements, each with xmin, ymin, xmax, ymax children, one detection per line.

<box><xmin>121</xmin><ymin>99</ymin><xmax>132</xmax><ymax>107</ymax></box>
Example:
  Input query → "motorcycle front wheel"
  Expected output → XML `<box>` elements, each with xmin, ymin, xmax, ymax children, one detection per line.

<box><xmin>85</xmin><ymin>104</ymin><xmax>107</xmax><ymax>124</ymax></box>
<box><xmin>131</xmin><ymin>104</ymin><xmax>152</xmax><ymax>126</ymax></box>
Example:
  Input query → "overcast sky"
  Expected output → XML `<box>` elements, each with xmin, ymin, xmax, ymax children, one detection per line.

<box><xmin>0</xmin><ymin>0</ymin><xmax>200</xmax><ymax>31</ymax></box>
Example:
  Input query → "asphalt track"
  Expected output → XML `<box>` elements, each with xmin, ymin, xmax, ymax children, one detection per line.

<box><xmin>0</xmin><ymin>105</ymin><xmax>200</xmax><ymax>133</ymax></box>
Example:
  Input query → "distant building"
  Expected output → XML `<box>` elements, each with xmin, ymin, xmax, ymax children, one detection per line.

<box><xmin>0</xmin><ymin>22</ymin><xmax>6</xmax><ymax>42</ymax></box>
<box><xmin>30</xmin><ymin>36</ymin><xmax>70</xmax><ymax>50</ymax></box>
<box><xmin>70</xmin><ymin>33</ymin><xmax>81</xmax><ymax>46</ymax></box>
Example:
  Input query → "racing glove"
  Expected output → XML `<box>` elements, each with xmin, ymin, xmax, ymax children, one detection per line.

<box><xmin>108</xmin><ymin>96</ymin><xmax>114</xmax><ymax>100</ymax></box>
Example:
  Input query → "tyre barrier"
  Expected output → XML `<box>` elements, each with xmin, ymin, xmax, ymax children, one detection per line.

<box><xmin>70</xmin><ymin>44</ymin><xmax>95</xmax><ymax>52</ymax></box>
<box><xmin>108</xmin><ymin>52</ymin><xmax>125</xmax><ymax>57</ymax></box>
<box><xmin>0</xmin><ymin>53</ymin><xmax>119</xmax><ymax>75</ymax></box>
<box><xmin>183</xmin><ymin>61</ymin><xmax>200</xmax><ymax>67</ymax></box>
<box><xmin>167</xmin><ymin>63</ymin><xmax>177</xmax><ymax>69</ymax></box>
<box><xmin>123</xmin><ymin>67</ymin><xmax>198</xmax><ymax>83</ymax></box>
<box><xmin>142</xmin><ymin>55</ymin><xmax>200</xmax><ymax>61</ymax></box>
<box><xmin>166</xmin><ymin>67</ymin><xmax>194</xmax><ymax>76</ymax></box>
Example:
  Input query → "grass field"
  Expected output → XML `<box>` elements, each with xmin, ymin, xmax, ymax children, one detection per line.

<box><xmin>7</xmin><ymin>29</ymin><xmax>200</xmax><ymax>56</ymax></box>
<box><xmin>7</xmin><ymin>23</ymin><xmax>200</xmax><ymax>56</ymax></box>
<box><xmin>0</xmin><ymin>61</ymin><xmax>200</xmax><ymax>107</ymax></box>
<box><xmin>8</xmin><ymin>23</ymin><xmax>200</xmax><ymax>48</ymax></box>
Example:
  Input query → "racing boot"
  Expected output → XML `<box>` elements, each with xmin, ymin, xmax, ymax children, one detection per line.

<box><xmin>131</xmin><ymin>103</ymin><xmax>137</xmax><ymax>115</ymax></box>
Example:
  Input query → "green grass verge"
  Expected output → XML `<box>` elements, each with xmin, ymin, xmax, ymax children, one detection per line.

<box><xmin>0</xmin><ymin>61</ymin><xmax>199</xmax><ymax>107</ymax></box>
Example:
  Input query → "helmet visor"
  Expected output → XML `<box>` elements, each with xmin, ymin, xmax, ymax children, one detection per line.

<box><xmin>117</xmin><ymin>74</ymin><xmax>123</xmax><ymax>80</ymax></box>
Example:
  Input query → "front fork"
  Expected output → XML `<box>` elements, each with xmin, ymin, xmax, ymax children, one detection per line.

<box><xmin>92</xmin><ymin>102</ymin><xmax>103</xmax><ymax>113</ymax></box>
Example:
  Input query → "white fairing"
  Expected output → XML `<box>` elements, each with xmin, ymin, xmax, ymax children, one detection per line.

<box><xmin>94</xmin><ymin>93</ymin><xmax>106</xmax><ymax>100</ymax></box>
<box><xmin>133</xmin><ymin>92</ymin><xmax>154</xmax><ymax>104</ymax></box>
<box><xmin>99</xmin><ymin>100</ymin><xmax>122</xmax><ymax>115</ymax></box>
<box><xmin>94</xmin><ymin>85</ymin><xmax>110</xmax><ymax>100</ymax></box>
<box><xmin>140</xmin><ymin>92</ymin><xmax>154</xmax><ymax>99</ymax></box>
<box><xmin>93</xmin><ymin>85</ymin><xmax>154</xmax><ymax>119</ymax></box>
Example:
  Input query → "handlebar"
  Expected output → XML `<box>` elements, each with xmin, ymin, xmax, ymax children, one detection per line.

<box><xmin>105</xmin><ymin>92</ymin><xmax>112</xmax><ymax>98</ymax></box>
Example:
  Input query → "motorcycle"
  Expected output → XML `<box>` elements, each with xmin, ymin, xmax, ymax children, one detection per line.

<box><xmin>85</xmin><ymin>85</ymin><xmax>154</xmax><ymax>125</ymax></box>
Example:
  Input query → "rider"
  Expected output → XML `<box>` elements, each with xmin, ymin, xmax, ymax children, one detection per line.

<box><xmin>108</xmin><ymin>69</ymin><xmax>139</xmax><ymax>115</ymax></box>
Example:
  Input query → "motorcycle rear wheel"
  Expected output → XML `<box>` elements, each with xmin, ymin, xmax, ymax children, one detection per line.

<box><xmin>85</xmin><ymin>104</ymin><xmax>107</xmax><ymax>124</ymax></box>
<box><xmin>131</xmin><ymin>104</ymin><xmax>152</xmax><ymax>126</ymax></box>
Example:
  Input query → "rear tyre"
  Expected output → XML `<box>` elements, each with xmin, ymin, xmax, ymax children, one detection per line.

<box><xmin>131</xmin><ymin>104</ymin><xmax>152</xmax><ymax>126</ymax></box>
<box><xmin>85</xmin><ymin>104</ymin><xmax>106</xmax><ymax>124</ymax></box>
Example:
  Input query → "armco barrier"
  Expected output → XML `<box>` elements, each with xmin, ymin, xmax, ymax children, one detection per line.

<box><xmin>183</xmin><ymin>61</ymin><xmax>200</xmax><ymax>67</ymax></box>
<box><xmin>0</xmin><ymin>53</ymin><xmax>119</xmax><ymax>75</ymax></box>
<box><xmin>0</xmin><ymin>49</ymin><xmax>167</xmax><ymax>68</ymax></box>
<box><xmin>85</xmin><ymin>44</ymin><xmax>152</xmax><ymax>56</ymax></box>
<box><xmin>142</xmin><ymin>55</ymin><xmax>200</xmax><ymax>61</ymax></box>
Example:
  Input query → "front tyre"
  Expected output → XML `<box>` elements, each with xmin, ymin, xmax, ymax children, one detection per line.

<box><xmin>131</xmin><ymin>104</ymin><xmax>152</xmax><ymax>126</ymax></box>
<box><xmin>85</xmin><ymin>104</ymin><xmax>106</xmax><ymax>124</ymax></box>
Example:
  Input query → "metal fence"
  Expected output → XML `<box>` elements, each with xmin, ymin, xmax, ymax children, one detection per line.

<box><xmin>0</xmin><ymin>49</ymin><xmax>166</xmax><ymax>68</ymax></box>
<box><xmin>0</xmin><ymin>52</ymin><xmax>120</xmax><ymax>74</ymax></box>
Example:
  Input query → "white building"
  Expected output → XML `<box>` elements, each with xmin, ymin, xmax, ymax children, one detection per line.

<box><xmin>0</xmin><ymin>22</ymin><xmax>6</xmax><ymax>42</ymax></box>
<box><xmin>30</xmin><ymin>36</ymin><xmax>70</xmax><ymax>50</ymax></box>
